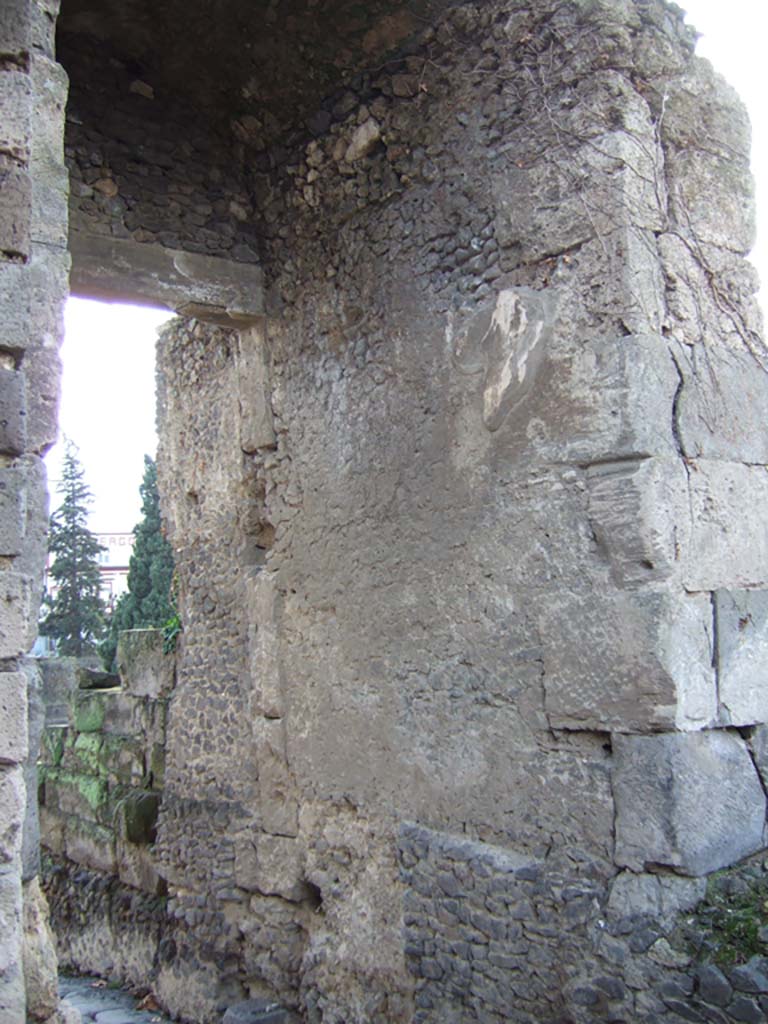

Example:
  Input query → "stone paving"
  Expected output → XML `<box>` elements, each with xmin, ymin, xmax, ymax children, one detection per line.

<box><xmin>58</xmin><ymin>975</ymin><xmax>171</xmax><ymax>1024</ymax></box>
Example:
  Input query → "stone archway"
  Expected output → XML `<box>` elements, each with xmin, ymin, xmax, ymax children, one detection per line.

<box><xmin>5</xmin><ymin>1</ymin><xmax>768</xmax><ymax>1022</ymax></box>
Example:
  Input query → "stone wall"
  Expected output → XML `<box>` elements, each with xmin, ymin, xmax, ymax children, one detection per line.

<box><xmin>0</xmin><ymin>1</ymin><xmax>69</xmax><ymax>1021</ymax></box>
<box><xmin>40</xmin><ymin>631</ymin><xmax>174</xmax><ymax>984</ymax></box>
<box><xmin>60</xmin><ymin>33</ymin><xmax>258</xmax><ymax>265</ymax></box>
<box><xmin>5</xmin><ymin>0</ymin><xmax>768</xmax><ymax>1021</ymax></box>
<box><xmin>149</xmin><ymin>1</ymin><xmax>768</xmax><ymax>1022</ymax></box>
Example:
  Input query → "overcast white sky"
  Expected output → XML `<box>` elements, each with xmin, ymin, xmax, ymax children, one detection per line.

<box><xmin>47</xmin><ymin>0</ymin><xmax>767</xmax><ymax>533</ymax></box>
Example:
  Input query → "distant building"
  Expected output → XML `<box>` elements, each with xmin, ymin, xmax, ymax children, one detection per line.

<box><xmin>95</xmin><ymin>533</ymin><xmax>135</xmax><ymax>606</ymax></box>
<box><xmin>43</xmin><ymin>531</ymin><xmax>135</xmax><ymax>612</ymax></box>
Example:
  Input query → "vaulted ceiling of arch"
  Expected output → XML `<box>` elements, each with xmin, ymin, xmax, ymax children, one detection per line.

<box><xmin>57</xmin><ymin>0</ymin><xmax>454</xmax><ymax>148</ymax></box>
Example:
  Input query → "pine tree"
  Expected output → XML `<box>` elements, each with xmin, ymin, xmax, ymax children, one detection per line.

<box><xmin>101</xmin><ymin>455</ymin><xmax>175</xmax><ymax>670</ymax></box>
<box><xmin>40</xmin><ymin>440</ymin><xmax>106</xmax><ymax>656</ymax></box>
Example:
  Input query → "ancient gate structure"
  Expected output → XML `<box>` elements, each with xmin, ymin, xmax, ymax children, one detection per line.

<box><xmin>3</xmin><ymin>0</ymin><xmax>768</xmax><ymax>1022</ymax></box>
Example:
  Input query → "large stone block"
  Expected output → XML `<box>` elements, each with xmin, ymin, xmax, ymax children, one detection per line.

<box><xmin>43</xmin><ymin>769</ymin><xmax>107</xmax><ymax>825</ymax></box>
<box><xmin>114</xmin><ymin>790</ymin><xmax>159</xmax><ymax>845</ymax></box>
<box><xmin>0</xmin><ymin>68</ymin><xmax>31</xmax><ymax>164</ymax></box>
<box><xmin>2</xmin><ymin>458</ymin><xmax>48</xmax><ymax>598</ymax></box>
<box><xmin>236</xmin><ymin>324</ymin><xmax>275</xmax><ymax>452</ymax></box>
<box><xmin>684</xmin><ymin>462</ymin><xmax>768</xmax><ymax>591</ymax></box>
<box><xmin>30</xmin><ymin>0</ymin><xmax>59</xmax><ymax>60</ymax></box>
<box><xmin>715</xmin><ymin>590</ymin><xmax>768</xmax><ymax>726</ymax></box>
<box><xmin>0</xmin><ymin>368</ymin><xmax>27</xmax><ymax>455</ymax></box>
<box><xmin>0</xmin><ymin>156</ymin><xmax>31</xmax><ymax>258</ymax></box>
<box><xmin>659</xmin><ymin>233</ymin><xmax>763</xmax><ymax>355</ymax></box>
<box><xmin>613</xmin><ymin>730</ymin><xmax>767</xmax><ymax>876</ymax></box>
<box><xmin>607</xmin><ymin>870</ymin><xmax>705</xmax><ymax>923</ymax></box>
<box><xmin>247</xmin><ymin>572</ymin><xmax>283</xmax><ymax>719</ymax></box>
<box><xmin>674</xmin><ymin>342</ymin><xmax>768</xmax><ymax>464</ymax></box>
<box><xmin>22</xmin><ymin>876</ymin><xmax>58</xmax><ymax>1023</ymax></box>
<box><xmin>661</xmin><ymin>59</ymin><xmax>751</xmax><ymax>165</ymax></box>
<box><xmin>0</xmin><ymin>571</ymin><xmax>29</xmax><ymax>659</ymax></box>
<box><xmin>116</xmin><ymin>837</ymin><xmax>162</xmax><ymax>894</ymax></box>
<box><xmin>586</xmin><ymin>457</ymin><xmax>689</xmax><ymax>586</ymax></box>
<box><xmin>0</xmin><ymin>464</ymin><xmax>26</xmax><ymax>556</ymax></box>
<box><xmin>73</xmin><ymin>689</ymin><xmax>137</xmax><ymax>735</ymax></box>
<box><xmin>0</xmin><ymin>764</ymin><xmax>24</xmax><ymax>867</ymax></box>
<box><xmin>451</xmin><ymin>294</ymin><xmax>679</xmax><ymax>463</ymax></box>
<box><xmin>117</xmin><ymin>629</ymin><xmax>175</xmax><ymax>698</ymax></box>
<box><xmin>493</xmin><ymin>125</ymin><xmax>663</xmax><ymax>264</ymax></box>
<box><xmin>22</xmin><ymin>660</ymin><xmax>43</xmax><ymax>882</ymax></box>
<box><xmin>541</xmin><ymin>587</ymin><xmax>715</xmax><ymax>732</ymax></box>
<box><xmin>0</xmin><ymin>672</ymin><xmax>28</xmax><ymax>765</ymax></box>
<box><xmin>0</xmin><ymin>868</ymin><xmax>23</xmax><ymax>984</ymax></box>
<box><xmin>254</xmin><ymin>718</ymin><xmax>298</xmax><ymax>838</ymax></box>
<box><xmin>29</xmin><ymin>55</ymin><xmax>68</xmax><ymax>250</ymax></box>
<box><xmin>69</xmin><ymin>232</ymin><xmax>264</xmax><ymax>322</ymax></box>
<box><xmin>63</xmin><ymin>817</ymin><xmax>115</xmax><ymax>874</ymax></box>
<box><xmin>0</xmin><ymin>0</ymin><xmax>31</xmax><ymax>56</ymax></box>
<box><xmin>253</xmin><ymin>834</ymin><xmax>307</xmax><ymax>902</ymax></box>
<box><xmin>667</xmin><ymin>146</ymin><xmax>755</xmax><ymax>254</ymax></box>
<box><xmin>0</xmin><ymin>241</ymin><xmax>67</xmax><ymax>349</ymax></box>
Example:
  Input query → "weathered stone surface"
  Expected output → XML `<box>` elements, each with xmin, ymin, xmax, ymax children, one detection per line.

<box><xmin>607</xmin><ymin>870</ymin><xmax>706</xmax><ymax>923</ymax></box>
<box><xmin>115</xmin><ymin>791</ymin><xmax>159</xmax><ymax>845</ymax></box>
<box><xmin>541</xmin><ymin>588</ymin><xmax>715</xmax><ymax>732</ymax></box>
<box><xmin>63</xmin><ymin>818</ymin><xmax>116</xmax><ymax>875</ymax></box>
<box><xmin>493</xmin><ymin>121</ymin><xmax>664</xmax><ymax>263</ymax></box>
<box><xmin>223</xmin><ymin>998</ymin><xmax>297</xmax><ymax>1024</ymax></box>
<box><xmin>22</xmin><ymin>659</ymin><xmax>44</xmax><ymax>881</ymax></box>
<box><xmin>0</xmin><ymin>156</ymin><xmax>31</xmax><ymax>257</ymax></box>
<box><xmin>29</xmin><ymin>56</ymin><xmax>69</xmax><ymax>249</ymax></box>
<box><xmin>695</xmin><ymin>964</ymin><xmax>732</xmax><ymax>1007</ymax></box>
<box><xmin>0</xmin><ymin>69</ymin><xmax>31</xmax><ymax>164</ymax></box>
<box><xmin>117</xmin><ymin>630</ymin><xmax>174</xmax><ymax>699</ymax></box>
<box><xmin>684</xmin><ymin>462</ymin><xmax>768</xmax><ymax>591</ymax></box>
<box><xmin>0</xmin><ymin>672</ymin><xmax>28</xmax><ymax>765</ymax></box>
<box><xmin>673</xmin><ymin>342</ymin><xmax>768</xmax><ymax>464</ymax></box>
<box><xmin>747</xmin><ymin>724</ymin><xmax>768</xmax><ymax>795</ymax></box>
<box><xmin>0</xmin><ymin>463</ymin><xmax>27</xmax><ymax>557</ymax></box>
<box><xmin>0</xmin><ymin>367</ymin><xmax>27</xmax><ymax>455</ymax></box>
<box><xmin>116</xmin><ymin>838</ymin><xmax>162</xmax><ymax>895</ymax></box>
<box><xmin>451</xmin><ymin>310</ymin><xmax>679</xmax><ymax>464</ymax></box>
<box><xmin>235</xmin><ymin>325</ymin><xmax>275</xmax><ymax>453</ymax></box>
<box><xmin>345</xmin><ymin>118</ymin><xmax>381</xmax><ymax>163</ymax></box>
<box><xmin>254</xmin><ymin>719</ymin><xmax>298</xmax><ymax>838</ymax></box>
<box><xmin>69</xmin><ymin>233</ymin><xmax>264</xmax><ymax>323</ymax></box>
<box><xmin>251</xmin><ymin>834</ymin><xmax>308</xmax><ymax>903</ymax></box>
<box><xmin>613</xmin><ymin>730</ymin><xmax>766</xmax><ymax>876</ymax></box>
<box><xmin>667</xmin><ymin>145</ymin><xmax>755</xmax><ymax>255</ymax></box>
<box><xmin>22</xmin><ymin>877</ymin><xmax>58</xmax><ymax>1022</ymax></box>
<box><xmin>0</xmin><ymin>0</ymin><xmax>31</xmax><ymax>56</ymax></box>
<box><xmin>715</xmin><ymin>590</ymin><xmax>768</xmax><ymax>726</ymax></box>
<box><xmin>0</xmin><ymin>571</ymin><xmax>29</xmax><ymax>659</ymax></box>
<box><xmin>25</xmin><ymin>2</ymin><xmax>768</xmax><ymax>1022</ymax></box>
<box><xmin>0</xmin><ymin>763</ymin><xmax>24</xmax><ymax>867</ymax></box>
<box><xmin>586</xmin><ymin>457</ymin><xmax>689</xmax><ymax>586</ymax></box>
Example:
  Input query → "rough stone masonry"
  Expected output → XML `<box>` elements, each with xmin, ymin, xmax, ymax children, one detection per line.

<box><xmin>6</xmin><ymin>0</ymin><xmax>768</xmax><ymax>1022</ymax></box>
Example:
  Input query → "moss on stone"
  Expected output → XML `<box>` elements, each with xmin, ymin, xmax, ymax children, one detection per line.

<box><xmin>40</xmin><ymin>728</ymin><xmax>66</xmax><ymax>767</ymax></box>
<box><xmin>676</xmin><ymin>856</ymin><xmax>768</xmax><ymax>967</ymax></box>
<box><xmin>115</xmin><ymin>790</ymin><xmax>160</xmax><ymax>845</ymax></box>
<box><xmin>72</xmin><ymin>732</ymin><xmax>103</xmax><ymax>774</ymax></box>
<box><xmin>73</xmin><ymin>693</ymin><xmax>105</xmax><ymax>733</ymax></box>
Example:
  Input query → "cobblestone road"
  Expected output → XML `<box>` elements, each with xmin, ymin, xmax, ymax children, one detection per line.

<box><xmin>59</xmin><ymin>975</ymin><xmax>171</xmax><ymax>1024</ymax></box>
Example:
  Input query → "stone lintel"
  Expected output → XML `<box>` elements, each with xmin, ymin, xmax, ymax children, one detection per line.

<box><xmin>68</xmin><ymin>231</ymin><xmax>264</xmax><ymax>324</ymax></box>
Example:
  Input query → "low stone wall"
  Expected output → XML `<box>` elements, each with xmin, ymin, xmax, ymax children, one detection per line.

<box><xmin>39</xmin><ymin>630</ymin><xmax>173</xmax><ymax>986</ymax></box>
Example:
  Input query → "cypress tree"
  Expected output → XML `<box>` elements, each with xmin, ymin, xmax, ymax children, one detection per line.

<box><xmin>101</xmin><ymin>455</ymin><xmax>175</xmax><ymax>669</ymax></box>
<box><xmin>40</xmin><ymin>440</ymin><xmax>106</xmax><ymax>656</ymax></box>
